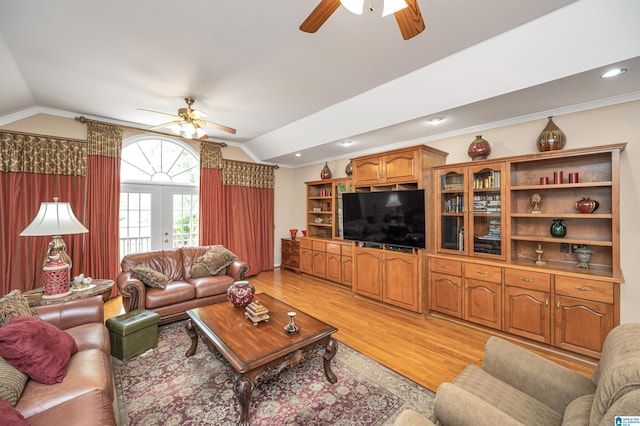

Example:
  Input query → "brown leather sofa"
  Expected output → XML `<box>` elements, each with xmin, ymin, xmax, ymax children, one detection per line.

<box><xmin>116</xmin><ymin>246</ymin><xmax>249</xmax><ymax>324</ymax></box>
<box><xmin>15</xmin><ymin>295</ymin><xmax>115</xmax><ymax>426</ymax></box>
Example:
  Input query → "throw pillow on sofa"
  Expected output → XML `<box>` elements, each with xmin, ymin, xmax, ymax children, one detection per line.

<box><xmin>130</xmin><ymin>265</ymin><xmax>171</xmax><ymax>289</ymax></box>
<box><xmin>0</xmin><ymin>397</ymin><xmax>28</xmax><ymax>426</ymax></box>
<box><xmin>0</xmin><ymin>290</ymin><xmax>39</xmax><ymax>328</ymax></box>
<box><xmin>0</xmin><ymin>355</ymin><xmax>27</xmax><ymax>406</ymax></box>
<box><xmin>0</xmin><ymin>316</ymin><xmax>78</xmax><ymax>384</ymax></box>
<box><xmin>192</xmin><ymin>246</ymin><xmax>238</xmax><ymax>277</ymax></box>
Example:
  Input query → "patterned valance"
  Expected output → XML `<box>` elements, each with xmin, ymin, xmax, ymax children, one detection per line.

<box><xmin>200</xmin><ymin>142</ymin><xmax>223</xmax><ymax>169</ymax></box>
<box><xmin>87</xmin><ymin>122</ymin><xmax>123</xmax><ymax>157</ymax></box>
<box><xmin>0</xmin><ymin>131</ymin><xmax>87</xmax><ymax>176</ymax></box>
<box><xmin>222</xmin><ymin>160</ymin><xmax>276</xmax><ymax>189</ymax></box>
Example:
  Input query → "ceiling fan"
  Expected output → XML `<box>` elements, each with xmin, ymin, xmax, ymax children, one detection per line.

<box><xmin>140</xmin><ymin>97</ymin><xmax>236</xmax><ymax>140</ymax></box>
<box><xmin>300</xmin><ymin>0</ymin><xmax>425</xmax><ymax>40</ymax></box>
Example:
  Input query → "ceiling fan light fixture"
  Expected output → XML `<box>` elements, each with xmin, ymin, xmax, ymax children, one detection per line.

<box><xmin>340</xmin><ymin>0</ymin><xmax>364</xmax><ymax>15</ymax></box>
<box><xmin>381</xmin><ymin>0</ymin><xmax>408</xmax><ymax>17</ymax></box>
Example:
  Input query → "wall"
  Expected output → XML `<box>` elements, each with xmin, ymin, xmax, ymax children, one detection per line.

<box><xmin>3</xmin><ymin>101</ymin><xmax>639</xmax><ymax>323</ymax></box>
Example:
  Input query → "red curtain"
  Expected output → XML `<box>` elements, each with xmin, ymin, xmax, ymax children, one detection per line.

<box><xmin>198</xmin><ymin>167</ymin><xmax>223</xmax><ymax>246</ymax></box>
<box><xmin>221</xmin><ymin>185</ymin><xmax>274</xmax><ymax>276</ymax></box>
<box><xmin>82</xmin><ymin>155</ymin><xmax>121</xmax><ymax>296</ymax></box>
<box><xmin>0</xmin><ymin>172</ymin><xmax>85</xmax><ymax>294</ymax></box>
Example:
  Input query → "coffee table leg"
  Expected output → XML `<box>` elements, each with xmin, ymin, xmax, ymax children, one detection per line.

<box><xmin>185</xmin><ymin>320</ymin><xmax>198</xmax><ymax>357</ymax></box>
<box><xmin>234</xmin><ymin>374</ymin><xmax>254</xmax><ymax>426</ymax></box>
<box><xmin>323</xmin><ymin>337</ymin><xmax>338</xmax><ymax>384</ymax></box>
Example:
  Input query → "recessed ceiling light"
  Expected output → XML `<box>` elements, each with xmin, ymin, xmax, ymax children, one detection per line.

<box><xmin>426</xmin><ymin>117</ymin><xmax>445</xmax><ymax>125</ymax></box>
<box><xmin>600</xmin><ymin>68</ymin><xmax>628</xmax><ymax>79</ymax></box>
<box><xmin>295</xmin><ymin>153</ymin><xmax>301</xmax><ymax>157</ymax></box>
<box><xmin>340</xmin><ymin>140</ymin><xmax>355</xmax><ymax>146</ymax></box>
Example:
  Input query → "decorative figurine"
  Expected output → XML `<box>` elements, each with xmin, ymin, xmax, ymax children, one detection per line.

<box><xmin>535</xmin><ymin>242</ymin><xmax>546</xmax><ymax>265</ymax></box>
<box><xmin>284</xmin><ymin>311</ymin><xmax>299</xmax><ymax>333</ymax></box>
<box><xmin>245</xmin><ymin>300</ymin><xmax>270</xmax><ymax>325</ymax></box>
<box><xmin>530</xmin><ymin>193</ymin><xmax>542</xmax><ymax>214</ymax></box>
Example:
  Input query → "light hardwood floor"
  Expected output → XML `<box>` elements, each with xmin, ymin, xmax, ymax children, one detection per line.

<box><xmin>105</xmin><ymin>268</ymin><xmax>596</xmax><ymax>392</ymax></box>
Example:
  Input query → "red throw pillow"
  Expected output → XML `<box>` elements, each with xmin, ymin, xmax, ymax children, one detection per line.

<box><xmin>0</xmin><ymin>397</ymin><xmax>29</xmax><ymax>425</ymax></box>
<box><xmin>0</xmin><ymin>316</ymin><xmax>78</xmax><ymax>384</ymax></box>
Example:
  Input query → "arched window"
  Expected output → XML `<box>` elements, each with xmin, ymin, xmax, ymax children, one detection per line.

<box><xmin>120</xmin><ymin>136</ymin><xmax>200</xmax><ymax>257</ymax></box>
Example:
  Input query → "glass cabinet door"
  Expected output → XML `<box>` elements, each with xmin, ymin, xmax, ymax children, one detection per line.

<box><xmin>438</xmin><ymin>169</ymin><xmax>467</xmax><ymax>254</ymax></box>
<box><xmin>469</xmin><ymin>164</ymin><xmax>505</xmax><ymax>259</ymax></box>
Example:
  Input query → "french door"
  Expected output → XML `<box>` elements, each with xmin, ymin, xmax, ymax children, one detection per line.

<box><xmin>120</xmin><ymin>183</ymin><xmax>199</xmax><ymax>258</ymax></box>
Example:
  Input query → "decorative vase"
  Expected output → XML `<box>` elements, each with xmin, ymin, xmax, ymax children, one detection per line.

<box><xmin>320</xmin><ymin>162</ymin><xmax>332</xmax><ymax>179</ymax></box>
<box><xmin>226</xmin><ymin>280</ymin><xmax>255</xmax><ymax>308</ymax></box>
<box><xmin>284</xmin><ymin>311</ymin><xmax>299</xmax><ymax>333</ymax></box>
<box><xmin>550</xmin><ymin>219</ymin><xmax>567</xmax><ymax>238</ymax></box>
<box><xmin>345</xmin><ymin>160</ymin><xmax>353</xmax><ymax>176</ymax></box>
<box><xmin>467</xmin><ymin>135</ymin><xmax>491</xmax><ymax>161</ymax></box>
<box><xmin>289</xmin><ymin>228</ymin><xmax>298</xmax><ymax>239</ymax></box>
<box><xmin>537</xmin><ymin>116</ymin><xmax>566</xmax><ymax>152</ymax></box>
<box><xmin>575</xmin><ymin>246</ymin><xmax>594</xmax><ymax>269</ymax></box>
<box><xmin>575</xmin><ymin>197</ymin><xmax>599</xmax><ymax>214</ymax></box>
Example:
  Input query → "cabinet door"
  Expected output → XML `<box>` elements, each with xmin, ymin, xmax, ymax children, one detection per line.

<box><xmin>430</xmin><ymin>272</ymin><xmax>462</xmax><ymax>318</ymax></box>
<box><xmin>353</xmin><ymin>157</ymin><xmax>382</xmax><ymax>185</ymax></box>
<box><xmin>383</xmin><ymin>151</ymin><xmax>418</xmax><ymax>183</ymax></box>
<box><xmin>326</xmin><ymin>253</ymin><xmax>342</xmax><ymax>282</ymax></box>
<box><xmin>554</xmin><ymin>295</ymin><xmax>614</xmax><ymax>358</ymax></box>
<box><xmin>504</xmin><ymin>286</ymin><xmax>551</xmax><ymax>343</ymax></box>
<box><xmin>300</xmin><ymin>248</ymin><xmax>313</xmax><ymax>274</ymax></box>
<box><xmin>436</xmin><ymin>168</ymin><xmax>468</xmax><ymax>255</ymax></box>
<box><xmin>341</xmin><ymin>255</ymin><xmax>353</xmax><ymax>287</ymax></box>
<box><xmin>354</xmin><ymin>249</ymin><xmax>383</xmax><ymax>299</ymax></box>
<box><xmin>312</xmin><ymin>250</ymin><xmax>326</xmax><ymax>278</ymax></box>
<box><xmin>382</xmin><ymin>252</ymin><xmax>420</xmax><ymax>312</ymax></box>
<box><xmin>464</xmin><ymin>278</ymin><xmax>502</xmax><ymax>330</ymax></box>
<box><xmin>468</xmin><ymin>163</ymin><xmax>506</xmax><ymax>260</ymax></box>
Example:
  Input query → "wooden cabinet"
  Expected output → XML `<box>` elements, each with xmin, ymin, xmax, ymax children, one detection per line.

<box><xmin>300</xmin><ymin>238</ymin><xmax>325</xmax><ymax>277</ymax></box>
<box><xmin>305</xmin><ymin>178</ymin><xmax>352</xmax><ymax>240</ymax></box>
<box><xmin>300</xmin><ymin>238</ymin><xmax>313</xmax><ymax>274</ymax></box>
<box><xmin>435</xmin><ymin>162</ymin><xmax>506</xmax><ymax>260</ymax></box>
<box><xmin>554</xmin><ymin>276</ymin><xmax>616</xmax><ymax>358</ymax></box>
<box><xmin>354</xmin><ymin>247</ymin><xmax>422</xmax><ymax>312</ymax></box>
<box><xmin>341</xmin><ymin>244</ymin><xmax>353</xmax><ymax>287</ymax></box>
<box><xmin>429</xmin><ymin>258</ymin><xmax>462</xmax><ymax>317</ymax></box>
<box><xmin>300</xmin><ymin>238</ymin><xmax>353</xmax><ymax>287</ymax></box>
<box><xmin>504</xmin><ymin>268</ymin><xmax>552</xmax><ymax>343</ymax></box>
<box><xmin>352</xmin><ymin>149</ymin><xmax>419</xmax><ymax>186</ymax></box>
<box><xmin>281</xmin><ymin>238</ymin><xmax>301</xmax><ymax>273</ymax></box>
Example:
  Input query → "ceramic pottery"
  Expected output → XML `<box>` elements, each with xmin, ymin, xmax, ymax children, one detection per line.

<box><xmin>575</xmin><ymin>197</ymin><xmax>599</xmax><ymax>214</ymax></box>
<box><xmin>345</xmin><ymin>160</ymin><xmax>353</xmax><ymax>176</ymax></box>
<box><xmin>575</xmin><ymin>247</ymin><xmax>594</xmax><ymax>269</ymax></box>
<box><xmin>227</xmin><ymin>280</ymin><xmax>255</xmax><ymax>308</ymax></box>
<box><xmin>320</xmin><ymin>162</ymin><xmax>332</xmax><ymax>179</ymax></box>
<box><xmin>468</xmin><ymin>135</ymin><xmax>491</xmax><ymax>160</ymax></box>
<box><xmin>550</xmin><ymin>219</ymin><xmax>567</xmax><ymax>238</ymax></box>
<box><xmin>537</xmin><ymin>116</ymin><xmax>566</xmax><ymax>152</ymax></box>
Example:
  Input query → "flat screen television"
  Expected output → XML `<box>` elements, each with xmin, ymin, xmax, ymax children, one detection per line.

<box><xmin>342</xmin><ymin>189</ymin><xmax>426</xmax><ymax>249</ymax></box>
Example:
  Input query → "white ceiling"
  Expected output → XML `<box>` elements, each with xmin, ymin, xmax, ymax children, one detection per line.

<box><xmin>1</xmin><ymin>0</ymin><xmax>639</xmax><ymax>167</ymax></box>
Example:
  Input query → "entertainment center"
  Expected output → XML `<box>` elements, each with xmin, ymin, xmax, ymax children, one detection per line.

<box><xmin>289</xmin><ymin>142</ymin><xmax>625</xmax><ymax>358</ymax></box>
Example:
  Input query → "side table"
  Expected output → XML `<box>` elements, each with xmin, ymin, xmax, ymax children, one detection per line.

<box><xmin>23</xmin><ymin>279</ymin><xmax>115</xmax><ymax>307</ymax></box>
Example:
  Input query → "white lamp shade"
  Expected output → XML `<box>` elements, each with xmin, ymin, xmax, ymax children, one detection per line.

<box><xmin>20</xmin><ymin>200</ymin><xmax>88</xmax><ymax>236</ymax></box>
<box><xmin>341</xmin><ymin>0</ymin><xmax>364</xmax><ymax>14</ymax></box>
<box><xmin>382</xmin><ymin>0</ymin><xmax>408</xmax><ymax>17</ymax></box>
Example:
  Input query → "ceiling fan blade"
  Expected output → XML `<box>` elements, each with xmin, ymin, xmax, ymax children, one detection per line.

<box><xmin>149</xmin><ymin>120</ymin><xmax>181</xmax><ymax>130</ymax></box>
<box><xmin>300</xmin><ymin>0</ymin><xmax>341</xmax><ymax>33</ymax></box>
<box><xmin>138</xmin><ymin>108</ymin><xmax>181</xmax><ymax>119</ymax></box>
<box><xmin>394</xmin><ymin>0</ymin><xmax>425</xmax><ymax>40</ymax></box>
<box><xmin>203</xmin><ymin>120</ymin><xmax>237</xmax><ymax>135</ymax></box>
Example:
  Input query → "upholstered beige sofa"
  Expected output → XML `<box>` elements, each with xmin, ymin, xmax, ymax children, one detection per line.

<box><xmin>395</xmin><ymin>323</ymin><xmax>640</xmax><ymax>426</ymax></box>
<box><xmin>116</xmin><ymin>246</ymin><xmax>249</xmax><ymax>324</ymax></box>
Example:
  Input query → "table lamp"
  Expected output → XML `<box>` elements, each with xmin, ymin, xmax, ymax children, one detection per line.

<box><xmin>20</xmin><ymin>197</ymin><xmax>89</xmax><ymax>298</ymax></box>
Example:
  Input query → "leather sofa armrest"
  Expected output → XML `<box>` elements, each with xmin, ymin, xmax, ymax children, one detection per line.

<box><xmin>32</xmin><ymin>295</ymin><xmax>104</xmax><ymax>329</ymax></box>
<box><xmin>227</xmin><ymin>260</ymin><xmax>250</xmax><ymax>281</ymax></box>
<box><xmin>481</xmin><ymin>337</ymin><xmax>595</xmax><ymax>414</ymax></box>
<box><xmin>116</xmin><ymin>271</ymin><xmax>146</xmax><ymax>312</ymax></box>
<box><xmin>433</xmin><ymin>383</ymin><xmax>524</xmax><ymax>426</ymax></box>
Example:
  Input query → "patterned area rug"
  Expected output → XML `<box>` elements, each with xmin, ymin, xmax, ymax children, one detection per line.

<box><xmin>112</xmin><ymin>321</ymin><xmax>434</xmax><ymax>425</ymax></box>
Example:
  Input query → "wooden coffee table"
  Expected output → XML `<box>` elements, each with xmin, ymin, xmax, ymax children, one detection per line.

<box><xmin>185</xmin><ymin>293</ymin><xmax>338</xmax><ymax>426</ymax></box>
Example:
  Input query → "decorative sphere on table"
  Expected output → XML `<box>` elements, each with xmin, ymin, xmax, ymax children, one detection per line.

<box><xmin>227</xmin><ymin>281</ymin><xmax>255</xmax><ymax>308</ymax></box>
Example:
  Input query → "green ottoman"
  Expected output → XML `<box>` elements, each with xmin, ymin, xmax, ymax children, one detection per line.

<box><xmin>106</xmin><ymin>309</ymin><xmax>161</xmax><ymax>361</ymax></box>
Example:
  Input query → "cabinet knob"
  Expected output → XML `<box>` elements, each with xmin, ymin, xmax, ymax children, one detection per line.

<box><xmin>545</xmin><ymin>298</ymin><xmax>549</xmax><ymax>308</ymax></box>
<box><xmin>457</xmin><ymin>282</ymin><xmax>461</xmax><ymax>288</ymax></box>
<box><xmin>557</xmin><ymin>301</ymin><xmax>561</xmax><ymax>313</ymax></box>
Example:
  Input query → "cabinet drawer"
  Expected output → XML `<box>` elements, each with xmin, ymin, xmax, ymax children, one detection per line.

<box><xmin>504</xmin><ymin>269</ymin><xmax>551</xmax><ymax>292</ymax></box>
<box><xmin>464</xmin><ymin>263</ymin><xmax>501</xmax><ymax>284</ymax></box>
<box><xmin>326</xmin><ymin>243</ymin><xmax>341</xmax><ymax>255</ymax></box>
<box><xmin>342</xmin><ymin>244</ymin><xmax>353</xmax><ymax>257</ymax></box>
<box><xmin>312</xmin><ymin>241</ymin><xmax>326</xmax><ymax>251</ymax></box>
<box><xmin>431</xmin><ymin>258</ymin><xmax>462</xmax><ymax>276</ymax></box>
<box><xmin>300</xmin><ymin>238</ymin><xmax>313</xmax><ymax>249</ymax></box>
<box><xmin>555</xmin><ymin>276</ymin><xmax>613</xmax><ymax>304</ymax></box>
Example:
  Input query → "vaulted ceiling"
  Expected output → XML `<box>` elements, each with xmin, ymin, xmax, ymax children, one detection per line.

<box><xmin>1</xmin><ymin>0</ymin><xmax>639</xmax><ymax>167</ymax></box>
